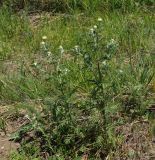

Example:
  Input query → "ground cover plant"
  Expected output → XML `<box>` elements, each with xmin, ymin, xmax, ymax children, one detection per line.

<box><xmin>0</xmin><ymin>1</ymin><xmax>155</xmax><ymax>160</ymax></box>
<box><xmin>1</xmin><ymin>0</ymin><xmax>155</xmax><ymax>13</ymax></box>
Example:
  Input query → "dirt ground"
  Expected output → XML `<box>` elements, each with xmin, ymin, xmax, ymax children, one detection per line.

<box><xmin>112</xmin><ymin>119</ymin><xmax>155</xmax><ymax>160</ymax></box>
<box><xmin>0</xmin><ymin>106</ymin><xmax>24</xmax><ymax>160</ymax></box>
<box><xmin>0</xmin><ymin>134</ymin><xmax>19</xmax><ymax>160</ymax></box>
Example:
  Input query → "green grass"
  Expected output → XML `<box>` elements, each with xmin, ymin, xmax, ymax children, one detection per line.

<box><xmin>3</xmin><ymin>0</ymin><xmax>155</xmax><ymax>13</ymax></box>
<box><xmin>0</xmin><ymin>1</ymin><xmax>155</xmax><ymax>160</ymax></box>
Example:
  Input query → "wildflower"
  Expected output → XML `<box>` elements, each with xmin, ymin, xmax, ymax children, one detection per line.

<box><xmin>89</xmin><ymin>28</ymin><xmax>95</xmax><ymax>36</ymax></box>
<box><xmin>111</xmin><ymin>39</ymin><xmax>115</xmax><ymax>43</ymax></box>
<box><xmin>41</xmin><ymin>41</ymin><xmax>46</xmax><ymax>45</ymax></box>
<box><xmin>47</xmin><ymin>51</ymin><xmax>52</xmax><ymax>56</ymax></box>
<box><xmin>90</xmin><ymin>28</ymin><xmax>94</xmax><ymax>33</ymax></box>
<box><xmin>59</xmin><ymin>45</ymin><xmax>63</xmax><ymax>50</ymax></box>
<box><xmin>59</xmin><ymin>45</ymin><xmax>64</xmax><ymax>53</ymax></box>
<box><xmin>119</xmin><ymin>70</ymin><xmax>123</xmax><ymax>74</ymax></box>
<box><xmin>106</xmin><ymin>39</ymin><xmax>118</xmax><ymax>49</ymax></box>
<box><xmin>94</xmin><ymin>25</ymin><xmax>97</xmax><ymax>29</ymax></box>
<box><xmin>74</xmin><ymin>45</ymin><xmax>80</xmax><ymax>53</ymax></box>
<box><xmin>59</xmin><ymin>45</ymin><xmax>64</xmax><ymax>57</ymax></box>
<box><xmin>102</xmin><ymin>61</ymin><xmax>107</xmax><ymax>66</ymax></box>
<box><xmin>40</xmin><ymin>41</ymin><xmax>48</xmax><ymax>53</ymax></box>
<box><xmin>64</xmin><ymin>68</ymin><xmax>70</xmax><ymax>75</ymax></box>
<box><xmin>42</xmin><ymin>36</ymin><xmax>47</xmax><ymax>40</ymax></box>
<box><xmin>33</xmin><ymin>62</ymin><xmax>37</xmax><ymax>66</ymax></box>
<box><xmin>98</xmin><ymin>17</ymin><xmax>103</xmax><ymax>22</ymax></box>
<box><xmin>75</xmin><ymin>45</ymin><xmax>79</xmax><ymax>50</ymax></box>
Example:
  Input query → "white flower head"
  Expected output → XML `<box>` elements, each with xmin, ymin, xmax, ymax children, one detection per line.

<box><xmin>74</xmin><ymin>45</ymin><xmax>81</xmax><ymax>55</ymax></box>
<box><xmin>75</xmin><ymin>45</ymin><xmax>79</xmax><ymax>49</ymax></box>
<box><xmin>111</xmin><ymin>39</ymin><xmax>115</xmax><ymax>44</ymax></box>
<box><xmin>102</xmin><ymin>61</ymin><xmax>107</xmax><ymax>66</ymax></box>
<box><xmin>119</xmin><ymin>69</ymin><xmax>123</xmax><ymax>73</ymax></box>
<box><xmin>33</xmin><ymin>62</ymin><xmax>37</xmax><ymax>66</ymax></box>
<box><xmin>47</xmin><ymin>51</ymin><xmax>51</xmax><ymax>56</ymax></box>
<box><xmin>42</xmin><ymin>36</ymin><xmax>47</xmax><ymax>40</ymax></box>
<box><xmin>107</xmin><ymin>39</ymin><xmax>118</xmax><ymax>49</ymax></box>
<box><xmin>41</xmin><ymin>41</ymin><xmax>46</xmax><ymax>45</ymax></box>
<box><xmin>59</xmin><ymin>45</ymin><xmax>63</xmax><ymax>50</ymax></box>
<box><xmin>90</xmin><ymin>28</ymin><xmax>95</xmax><ymax>35</ymax></box>
<box><xmin>94</xmin><ymin>25</ymin><xmax>97</xmax><ymax>29</ymax></box>
<box><xmin>98</xmin><ymin>17</ymin><xmax>103</xmax><ymax>22</ymax></box>
<box><xmin>59</xmin><ymin>45</ymin><xmax>64</xmax><ymax>56</ymax></box>
<box><xmin>74</xmin><ymin>45</ymin><xmax>79</xmax><ymax>52</ymax></box>
<box><xmin>64</xmin><ymin>68</ymin><xmax>70</xmax><ymax>75</ymax></box>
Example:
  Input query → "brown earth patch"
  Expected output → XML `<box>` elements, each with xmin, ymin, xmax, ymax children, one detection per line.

<box><xmin>0</xmin><ymin>106</ymin><xmax>28</xmax><ymax>160</ymax></box>
<box><xmin>110</xmin><ymin>119</ymin><xmax>155</xmax><ymax>160</ymax></box>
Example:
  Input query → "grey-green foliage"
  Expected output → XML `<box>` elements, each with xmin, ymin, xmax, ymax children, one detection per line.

<box><xmin>6</xmin><ymin>18</ymin><xmax>154</xmax><ymax>159</ymax></box>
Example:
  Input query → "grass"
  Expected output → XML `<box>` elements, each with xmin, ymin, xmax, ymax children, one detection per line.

<box><xmin>0</xmin><ymin>1</ymin><xmax>155</xmax><ymax>160</ymax></box>
<box><xmin>3</xmin><ymin>0</ymin><xmax>155</xmax><ymax>13</ymax></box>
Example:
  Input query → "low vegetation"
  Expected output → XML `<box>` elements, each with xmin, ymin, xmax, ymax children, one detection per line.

<box><xmin>0</xmin><ymin>1</ymin><xmax>155</xmax><ymax>160</ymax></box>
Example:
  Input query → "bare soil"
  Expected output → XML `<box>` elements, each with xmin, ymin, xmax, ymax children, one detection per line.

<box><xmin>111</xmin><ymin>118</ymin><xmax>155</xmax><ymax>160</ymax></box>
<box><xmin>0</xmin><ymin>106</ymin><xmax>26</xmax><ymax>160</ymax></box>
<box><xmin>0</xmin><ymin>134</ymin><xmax>19</xmax><ymax>160</ymax></box>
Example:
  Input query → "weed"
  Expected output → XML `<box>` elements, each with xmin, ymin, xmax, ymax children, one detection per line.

<box><xmin>0</xmin><ymin>2</ymin><xmax>154</xmax><ymax>159</ymax></box>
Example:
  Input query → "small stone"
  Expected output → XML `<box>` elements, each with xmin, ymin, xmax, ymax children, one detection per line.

<box><xmin>1</xmin><ymin>146</ymin><xmax>4</xmax><ymax>150</ymax></box>
<box><xmin>0</xmin><ymin>132</ymin><xmax>5</xmax><ymax>137</ymax></box>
